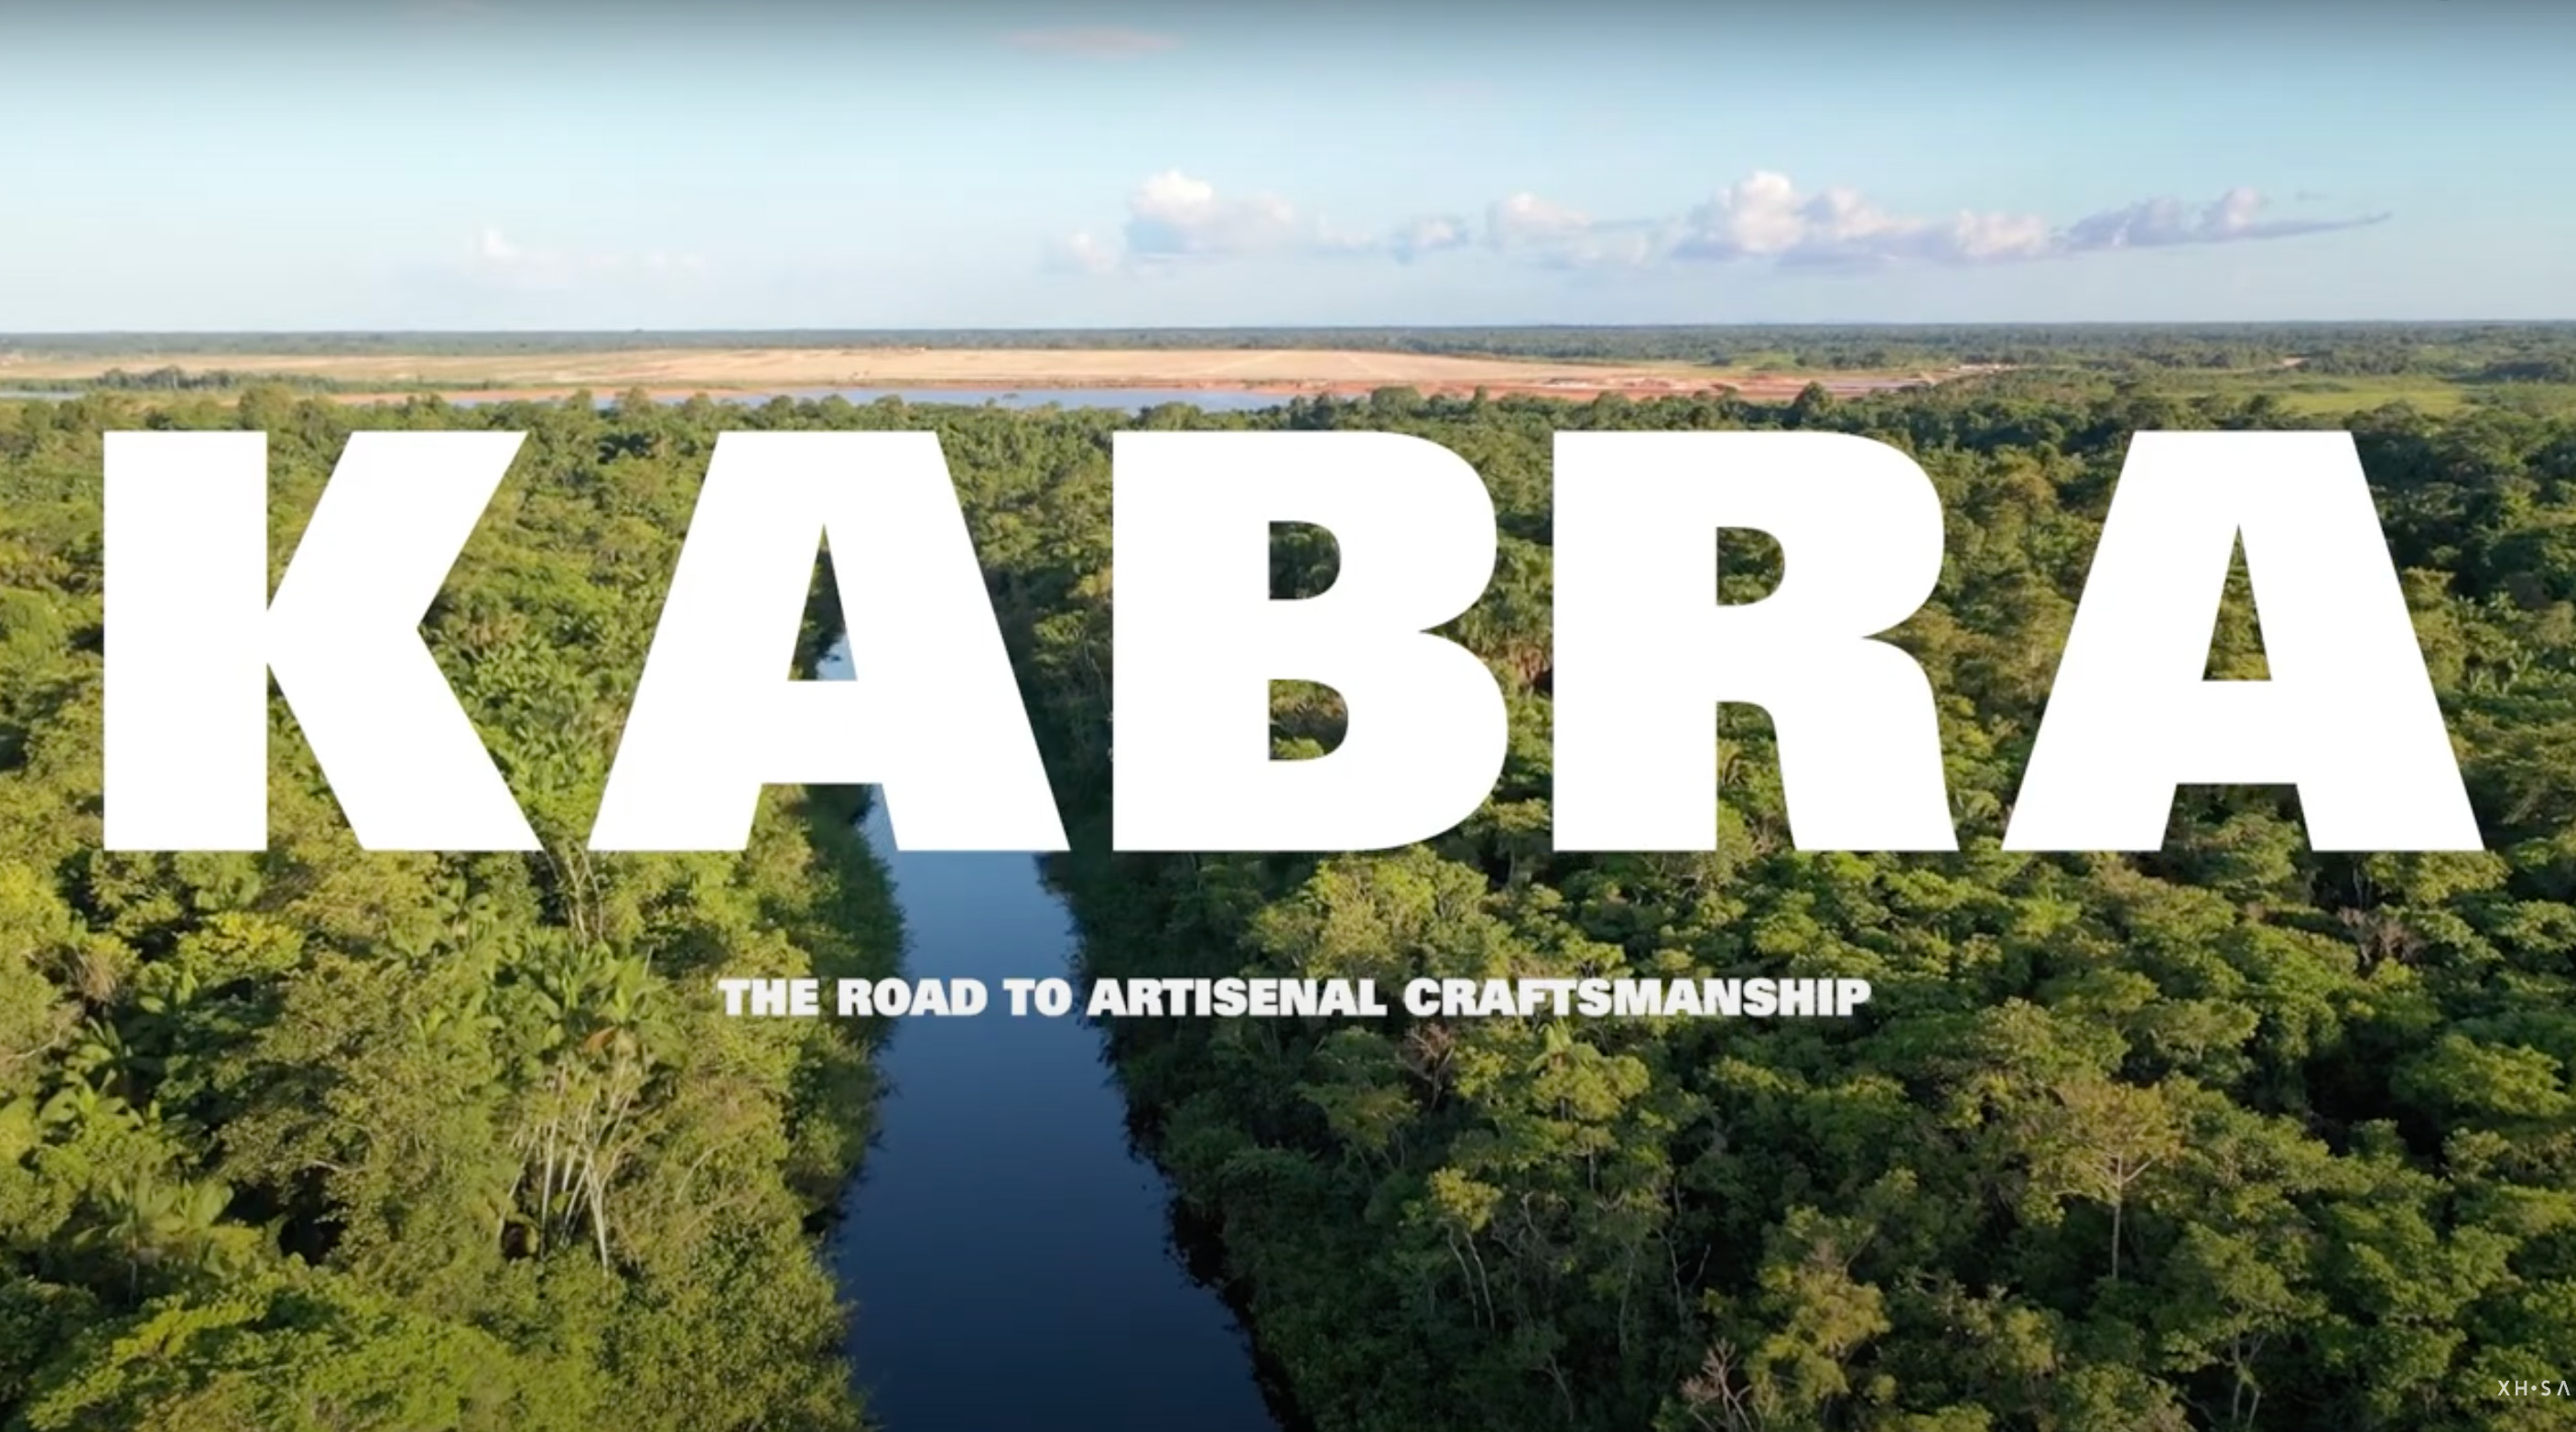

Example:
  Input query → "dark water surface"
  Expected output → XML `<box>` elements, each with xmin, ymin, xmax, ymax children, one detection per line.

<box><xmin>823</xmin><ymin>764</ymin><xmax>1278</xmax><ymax>1431</ymax></box>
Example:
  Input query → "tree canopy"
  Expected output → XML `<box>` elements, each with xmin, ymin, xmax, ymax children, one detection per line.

<box><xmin>5</xmin><ymin>364</ymin><xmax>2573</xmax><ymax>1431</ymax></box>
<box><xmin>0</xmin><ymin>389</ymin><xmax>899</xmax><ymax>1430</ymax></box>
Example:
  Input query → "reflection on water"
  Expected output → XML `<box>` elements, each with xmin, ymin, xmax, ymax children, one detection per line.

<box><xmin>819</xmin><ymin>641</ymin><xmax>1279</xmax><ymax>1432</ymax></box>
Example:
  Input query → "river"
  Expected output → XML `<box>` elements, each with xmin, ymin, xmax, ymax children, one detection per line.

<box><xmin>818</xmin><ymin>639</ymin><xmax>1281</xmax><ymax>1432</ymax></box>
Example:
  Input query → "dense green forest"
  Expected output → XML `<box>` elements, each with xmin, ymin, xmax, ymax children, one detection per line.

<box><xmin>5</xmin><ymin>368</ymin><xmax>2573</xmax><ymax>1430</ymax></box>
<box><xmin>7</xmin><ymin>320</ymin><xmax>2576</xmax><ymax>375</ymax></box>
<box><xmin>0</xmin><ymin>390</ymin><xmax>899</xmax><ymax>1429</ymax></box>
<box><xmin>964</xmin><ymin>381</ymin><xmax>2576</xmax><ymax>1432</ymax></box>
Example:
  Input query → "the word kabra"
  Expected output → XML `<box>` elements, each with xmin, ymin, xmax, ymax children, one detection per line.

<box><xmin>100</xmin><ymin>428</ymin><xmax>2482</xmax><ymax>855</ymax></box>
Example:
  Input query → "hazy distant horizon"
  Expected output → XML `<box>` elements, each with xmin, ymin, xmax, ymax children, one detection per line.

<box><xmin>5</xmin><ymin>0</ymin><xmax>2569</xmax><ymax>329</ymax></box>
<box><xmin>7</xmin><ymin>318</ymin><xmax>2575</xmax><ymax>345</ymax></box>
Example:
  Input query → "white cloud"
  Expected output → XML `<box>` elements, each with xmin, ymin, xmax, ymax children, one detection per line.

<box><xmin>1046</xmin><ymin>172</ymin><xmax>1363</xmax><ymax>275</ymax></box>
<box><xmin>1474</xmin><ymin>175</ymin><xmax>2380</xmax><ymax>273</ymax></box>
<box><xmin>1388</xmin><ymin>214</ymin><xmax>1473</xmax><ymax>264</ymax></box>
<box><xmin>1122</xmin><ymin>170</ymin><xmax>1311</xmax><ymax>259</ymax></box>
<box><xmin>1475</xmin><ymin>193</ymin><xmax>1671</xmax><ymax>270</ymax></box>
<box><xmin>1042</xmin><ymin>230</ymin><xmax>1120</xmax><ymax>276</ymax></box>
<box><xmin>1486</xmin><ymin>191</ymin><xmax>1596</xmax><ymax>249</ymax></box>
<box><xmin>1675</xmin><ymin>171</ymin><xmax>1811</xmax><ymax>258</ymax></box>
<box><xmin>1067</xmin><ymin>176</ymin><xmax>1558</xmax><ymax>275</ymax></box>
<box><xmin>2060</xmin><ymin>186</ymin><xmax>2388</xmax><ymax>252</ymax></box>
<box><xmin>1950</xmin><ymin>211</ymin><xmax>2060</xmax><ymax>261</ymax></box>
<box><xmin>1049</xmin><ymin>170</ymin><xmax>2382</xmax><ymax>281</ymax></box>
<box><xmin>1664</xmin><ymin>172</ymin><xmax>2055</xmax><ymax>268</ymax></box>
<box><xmin>463</xmin><ymin>227</ymin><xmax>704</xmax><ymax>286</ymax></box>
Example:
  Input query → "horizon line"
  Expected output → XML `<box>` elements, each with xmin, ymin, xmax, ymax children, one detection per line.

<box><xmin>6</xmin><ymin>319</ymin><xmax>2575</xmax><ymax>342</ymax></box>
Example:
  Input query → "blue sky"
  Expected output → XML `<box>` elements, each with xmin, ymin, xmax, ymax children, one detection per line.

<box><xmin>2</xmin><ymin>0</ymin><xmax>2569</xmax><ymax>329</ymax></box>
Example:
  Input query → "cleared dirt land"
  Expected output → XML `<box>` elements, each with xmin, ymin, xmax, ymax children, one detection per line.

<box><xmin>0</xmin><ymin>346</ymin><xmax>1969</xmax><ymax>402</ymax></box>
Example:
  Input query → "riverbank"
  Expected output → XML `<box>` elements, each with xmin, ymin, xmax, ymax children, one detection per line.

<box><xmin>816</xmin><ymin>637</ymin><xmax>1283</xmax><ymax>1432</ymax></box>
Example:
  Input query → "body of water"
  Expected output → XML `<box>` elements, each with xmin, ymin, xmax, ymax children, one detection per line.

<box><xmin>821</xmin><ymin>645</ymin><xmax>1279</xmax><ymax>1432</ymax></box>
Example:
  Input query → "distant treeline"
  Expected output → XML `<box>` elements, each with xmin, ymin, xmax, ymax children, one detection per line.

<box><xmin>0</xmin><ymin>366</ymin><xmax>352</xmax><ymax>394</ymax></box>
<box><xmin>7</xmin><ymin>322</ymin><xmax>2576</xmax><ymax>376</ymax></box>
